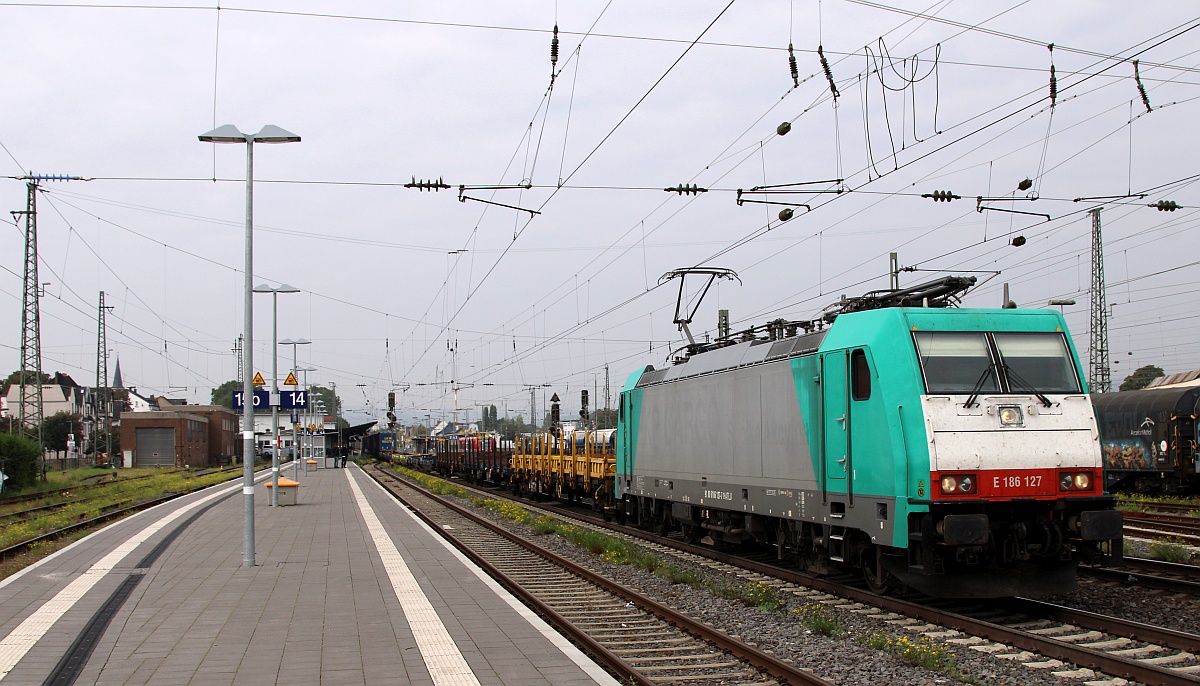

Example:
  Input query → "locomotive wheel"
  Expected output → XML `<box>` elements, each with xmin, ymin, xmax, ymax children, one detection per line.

<box><xmin>796</xmin><ymin>546</ymin><xmax>819</xmax><ymax>573</ymax></box>
<box><xmin>652</xmin><ymin>515</ymin><xmax>672</xmax><ymax>537</ymax></box>
<box><xmin>862</xmin><ymin>546</ymin><xmax>894</xmax><ymax>595</ymax></box>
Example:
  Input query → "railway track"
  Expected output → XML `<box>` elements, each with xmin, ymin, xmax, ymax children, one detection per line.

<box><xmin>0</xmin><ymin>468</ymin><xmax>245</xmax><ymax>564</ymax></box>
<box><xmin>0</xmin><ymin>466</ymin><xmax>237</xmax><ymax>510</ymax></box>
<box><xmin>1123</xmin><ymin>511</ymin><xmax>1200</xmax><ymax>546</ymax></box>
<box><xmin>635</xmin><ymin>527</ymin><xmax>1200</xmax><ymax>685</ymax></box>
<box><xmin>0</xmin><ymin>501</ymin><xmax>70</xmax><ymax>524</ymax></box>
<box><xmin>1121</xmin><ymin>501</ymin><xmax>1200</xmax><ymax>516</ymax></box>
<box><xmin>387</xmin><ymin>464</ymin><xmax>1200</xmax><ymax>686</ymax></box>
<box><xmin>365</xmin><ymin>464</ymin><xmax>832</xmax><ymax>686</ymax></box>
<box><xmin>1080</xmin><ymin>557</ymin><xmax>1200</xmax><ymax>595</ymax></box>
<box><xmin>0</xmin><ymin>467</ymin><xmax>242</xmax><ymax>527</ymax></box>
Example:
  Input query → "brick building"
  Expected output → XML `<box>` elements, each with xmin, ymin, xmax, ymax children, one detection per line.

<box><xmin>120</xmin><ymin>406</ymin><xmax>238</xmax><ymax>467</ymax></box>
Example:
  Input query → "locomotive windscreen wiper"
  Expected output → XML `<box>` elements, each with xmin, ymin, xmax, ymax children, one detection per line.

<box><xmin>963</xmin><ymin>364</ymin><xmax>997</xmax><ymax>408</ymax></box>
<box><xmin>1002</xmin><ymin>364</ymin><xmax>1053</xmax><ymax>407</ymax></box>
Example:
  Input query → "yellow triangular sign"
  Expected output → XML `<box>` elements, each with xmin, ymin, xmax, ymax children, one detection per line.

<box><xmin>284</xmin><ymin>372</ymin><xmax>298</xmax><ymax>386</ymax></box>
<box><xmin>252</xmin><ymin>372</ymin><xmax>265</xmax><ymax>387</ymax></box>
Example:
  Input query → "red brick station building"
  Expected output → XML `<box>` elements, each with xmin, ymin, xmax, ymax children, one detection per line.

<box><xmin>119</xmin><ymin>406</ymin><xmax>238</xmax><ymax>468</ymax></box>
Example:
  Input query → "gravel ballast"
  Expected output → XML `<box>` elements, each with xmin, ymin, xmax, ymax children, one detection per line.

<box><xmin>410</xmin><ymin>479</ymin><xmax>1158</xmax><ymax>686</ymax></box>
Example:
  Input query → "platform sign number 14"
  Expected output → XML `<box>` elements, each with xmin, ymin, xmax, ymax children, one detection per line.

<box><xmin>281</xmin><ymin>391</ymin><xmax>307</xmax><ymax>410</ymax></box>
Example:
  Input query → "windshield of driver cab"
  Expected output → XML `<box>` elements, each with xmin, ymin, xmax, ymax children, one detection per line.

<box><xmin>993</xmin><ymin>332</ymin><xmax>1082</xmax><ymax>393</ymax></box>
<box><xmin>914</xmin><ymin>332</ymin><xmax>998</xmax><ymax>393</ymax></box>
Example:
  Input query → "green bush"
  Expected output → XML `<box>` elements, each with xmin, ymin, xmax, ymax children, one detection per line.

<box><xmin>654</xmin><ymin>563</ymin><xmax>704</xmax><ymax>586</ymax></box>
<box><xmin>862</xmin><ymin>632</ymin><xmax>955</xmax><ymax>671</ymax></box>
<box><xmin>709</xmin><ymin>579</ymin><xmax>785</xmax><ymax>613</ymax></box>
<box><xmin>532</xmin><ymin>515</ymin><xmax>558</xmax><ymax>535</ymax></box>
<box><xmin>1147</xmin><ymin>538</ymin><xmax>1193</xmax><ymax>563</ymax></box>
<box><xmin>0</xmin><ymin>433</ymin><xmax>40</xmax><ymax>491</ymax></box>
<box><xmin>793</xmin><ymin>603</ymin><xmax>844</xmax><ymax>636</ymax></box>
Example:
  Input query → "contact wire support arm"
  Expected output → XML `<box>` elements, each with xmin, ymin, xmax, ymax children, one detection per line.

<box><xmin>457</xmin><ymin>185</ymin><xmax>540</xmax><ymax>216</ymax></box>
<box><xmin>975</xmin><ymin>196</ymin><xmax>1050</xmax><ymax>221</ymax></box>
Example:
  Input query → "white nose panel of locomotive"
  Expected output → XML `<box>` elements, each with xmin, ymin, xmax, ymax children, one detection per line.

<box><xmin>921</xmin><ymin>394</ymin><xmax>1099</xmax><ymax>471</ymax></box>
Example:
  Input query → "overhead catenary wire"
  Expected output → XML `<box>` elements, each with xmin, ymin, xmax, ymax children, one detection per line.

<box><xmin>4</xmin><ymin>4</ymin><xmax>1195</xmax><ymax>402</ymax></box>
<box><xmin>420</xmin><ymin>2</ymin><xmax>1200</xmax><ymax>390</ymax></box>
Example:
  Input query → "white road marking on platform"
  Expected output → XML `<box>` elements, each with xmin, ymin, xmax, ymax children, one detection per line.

<box><xmin>356</xmin><ymin>466</ymin><xmax>619</xmax><ymax>686</ymax></box>
<box><xmin>345</xmin><ymin>469</ymin><xmax>481</xmax><ymax>686</ymax></box>
<box><xmin>0</xmin><ymin>473</ymin><xmax>270</xmax><ymax>681</ymax></box>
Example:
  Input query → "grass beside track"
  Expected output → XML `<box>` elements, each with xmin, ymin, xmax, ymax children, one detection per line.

<box><xmin>1117</xmin><ymin>494</ymin><xmax>1200</xmax><ymax>512</ymax></box>
<box><xmin>382</xmin><ymin>462</ymin><xmax>983</xmax><ymax>683</ymax></box>
<box><xmin>0</xmin><ymin>468</ymin><xmax>242</xmax><ymax>581</ymax></box>
<box><xmin>1</xmin><ymin>466</ymin><xmax>181</xmax><ymax>499</ymax></box>
<box><xmin>387</xmin><ymin>464</ymin><xmax>789</xmax><ymax>611</ymax></box>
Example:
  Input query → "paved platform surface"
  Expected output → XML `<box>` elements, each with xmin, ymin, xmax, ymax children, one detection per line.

<box><xmin>0</xmin><ymin>463</ymin><xmax>616</xmax><ymax>686</ymax></box>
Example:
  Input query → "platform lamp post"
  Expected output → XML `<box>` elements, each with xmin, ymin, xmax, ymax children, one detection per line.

<box><xmin>199</xmin><ymin>123</ymin><xmax>300</xmax><ymax>567</ymax></box>
<box><xmin>279</xmin><ymin>338</ymin><xmax>310</xmax><ymax>480</ymax></box>
<box><xmin>296</xmin><ymin>366</ymin><xmax>317</xmax><ymax>474</ymax></box>
<box><xmin>1048</xmin><ymin>299</ymin><xmax>1076</xmax><ymax>313</ymax></box>
<box><xmin>254</xmin><ymin>283</ymin><xmax>300</xmax><ymax>506</ymax></box>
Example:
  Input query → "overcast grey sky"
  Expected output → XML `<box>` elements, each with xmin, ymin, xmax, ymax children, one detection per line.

<box><xmin>2</xmin><ymin>1</ymin><xmax>1199</xmax><ymax>424</ymax></box>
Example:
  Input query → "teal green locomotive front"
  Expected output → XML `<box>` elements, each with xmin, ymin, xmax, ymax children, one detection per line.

<box><xmin>615</xmin><ymin>306</ymin><xmax>1122</xmax><ymax>598</ymax></box>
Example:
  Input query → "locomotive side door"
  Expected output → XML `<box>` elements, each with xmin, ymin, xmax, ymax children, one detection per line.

<box><xmin>821</xmin><ymin>349</ymin><xmax>849</xmax><ymax>494</ymax></box>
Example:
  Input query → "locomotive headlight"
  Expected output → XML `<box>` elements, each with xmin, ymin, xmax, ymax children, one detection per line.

<box><xmin>1060</xmin><ymin>473</ymin><xmax>1073</xmax><ymax>490</ymax></box>
<box><xmin>1073</xmin><ymin>473</ymin><xmax>1091</xmax><ymax>489</ymax></box>
<box><xmin>939</xmin><ymin>475</ymin><xmax>977</xmax><ymax>494</ymax></box>
<box><xmin>998</xmin><ymin>405</ymin><xmax>1023</xmax><ymax>426</ymax></box>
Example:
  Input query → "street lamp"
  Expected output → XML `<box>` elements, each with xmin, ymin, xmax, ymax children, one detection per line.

<box><xmin>280</xmin><ymin>338</ymin><xmax>310</xmax><ymax>479</ymax></box>
<box><xmin>254</xmin><ymin>283</ymin><xmax>301</xmax><ymax>506</ymax></box>
<box><xmin>1048</xmin><ymin>299</ymin><xmax>1076</xmax><ymax>314</ymax></box>
<box><xmin>296</xmin><ymin>366</ymin><xmax>317</xmax><ymax>474</ymax></box>
<box><xmin>199</xmin><ymin>123</ymin><xmax>300</xmax><ymax>567</ymax></box>
<box><xmin>330</xmin><ymin>381</ymin><xmax>340</xmax><ymax>466</ymax></box>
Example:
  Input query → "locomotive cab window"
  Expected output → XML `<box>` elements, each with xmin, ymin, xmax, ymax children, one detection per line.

<box><xmin>914</xmin><ymin>332</ymin><xmax>998</xmax><ymax>393</ymax></box>
<box><xmin>993</xmin><ymin>333</ymin><xmax>1081</xmax><ymax>394</ymax></box>
<box><xmin>915</xmin><ymin>331</ymin><xmax>1081</xmax><ymax>395</ymax></box>
<box><xmin>851</xmin><ymin>349</ymin><xmax>871</xmax><ymax>400</ymax></box>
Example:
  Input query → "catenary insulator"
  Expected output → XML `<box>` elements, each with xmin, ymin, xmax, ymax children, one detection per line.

<box><xmin>1134</xmin><ymin>60</ymin><xmax>1152</xmax><ymax>112</ymax></box>
<box><xmin>778</xmin><ymin>207</ymin><xmax>794</xmax><ymax>222</ymax></box>
<box><xmin>1151</xmin><ymin>200</ymin><xmax>1180</xmax><ymax>212</ymax></box>
<box><xmin>788</xmin><ymin>43</ymin><xmax>799</xmax><ymax>88</ymax></box>
<box><xmin>922</xmin><ymin>190</ymin><xmax>960</xmax><ymax>202</ymax></box>
<box><xmin>777</xmin><ymin>121</ymin><xmax>792</xmax><ymax>136</ymax></box>
<box><xmin>551</xmin><ymin>24</ymin><xmax>559</xmax><ymax>68</ymax></box>
<box><xmin>1018</xmin><ymin>178</ymin><xmax>1033</xmax><ymax>191</ymax></box>
<box><xmin>1049</xmin><ymin>64</ymin><xmax>1057</xmax><ymax>106</ymax></box>
<box><xmin>818</xmin><ymin>45</ymin><xmax>840</xmax><ymax>99</ymax></box>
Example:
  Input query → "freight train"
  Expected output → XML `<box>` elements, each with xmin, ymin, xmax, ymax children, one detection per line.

<box><xmin>1092</xmin><ymin>385</ymin><xmax>1200</xmax><ymax>493</ymax></box>
<box><xmin>511</xmin><ymin>428</ymin><xmax>617</xmax><ymax>506</ymax></box>
<box><xmin>422</xmin><ymin>432</ymin><xmax>513</xmax><ymax>486</ymax></box>
<box><xmin>608</xmin><ymin>276</ymin><xmax>1122</xmax><ymax>598</ymax></box>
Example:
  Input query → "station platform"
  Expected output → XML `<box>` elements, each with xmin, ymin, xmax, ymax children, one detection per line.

<box><xmin>0</xmin><ymin>463</ymin><xmax>617</xmax><ymax>686</ymax></box>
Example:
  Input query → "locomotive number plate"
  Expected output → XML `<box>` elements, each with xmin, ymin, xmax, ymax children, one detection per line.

<box><xmin>993</xmin><ymin>474</ymin><xmax>1042</xmax><ymax>490</ymax></box>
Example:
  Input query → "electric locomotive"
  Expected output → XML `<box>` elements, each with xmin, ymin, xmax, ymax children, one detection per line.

<box><xmin>615</xmin><ymin>277</ymin><xmax>1122</xmax><ymax>598</ymax></box>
